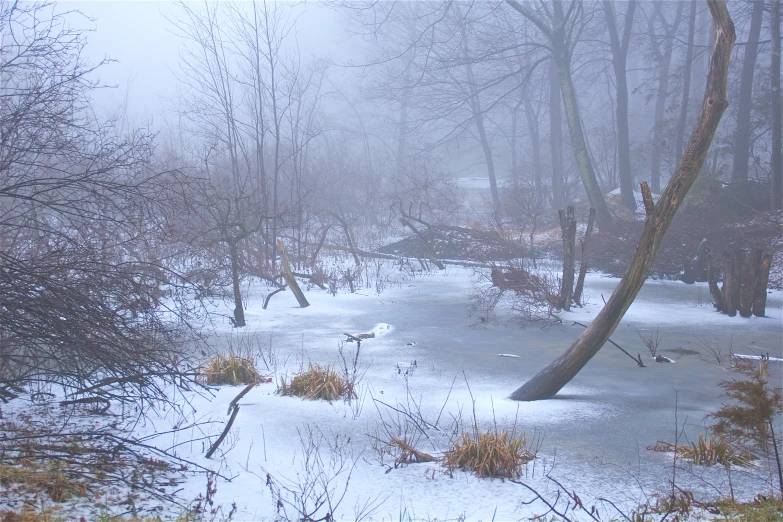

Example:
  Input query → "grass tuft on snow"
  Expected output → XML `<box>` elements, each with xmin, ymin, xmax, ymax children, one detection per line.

<box><xmin>443</xmin><ymin>428</ymin><xmax>534</xmax><ymax>479</ymax></box>
<box><xmin>277</xmin><ymin>363</ymin><xmax>356</xmax><ymax>402</ymax></box>
<box><xmin>197</xmin><ymin>351</ymin><xmax>261</xmax><ymax>386</ymax></box>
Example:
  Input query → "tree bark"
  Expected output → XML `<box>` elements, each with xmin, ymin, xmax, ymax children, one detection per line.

<box><xmin>739</xmin><ymin>248</ymin><xmax>760</xmax><ymax>318</ymax></box>
<box><xmin>730</xmin><ymin>0</ymin><xmax>764</xmax><ymax>185</ymax></box>
<box><xmin>752</xmin><ymin>251</ymin><xmax>772</xmax><ymax>317</ymax></box>
<box><xmin>675</xmin><ymin>0</ymin><xmax>698</xmax><ymax>163</ymax></box>
<box><xmin>510</xmin><ymin>0</ymin><xmax>735</xmax><ymax>401</ymax></box>
<box><xmin>559</xmin><ymin>206</ymin><xmax>577</xmax><ymax>311</ymax></box>
<box><xmin>229</xmin><ymin>240</ymin><xmax>246</xmax><ymax>327</ymax></box>
<box><xmin>603</xmin><ymin>0</ymin><xmax>637</xmax><ymax>210</ymax></box>
<box><xmin>721</xmin><ymin>248</ymin><xmax>739</xmax><ymax>317</ymax></box>
<box><xmin>771</xmin><ymin>0</ymin><xmax>782</xmax><ymax>210</ymax></box>
<box><xmin>573</xmin><ymin>208</ymin><xmax>596</xmax><ymax>306</ymax></box>
<box><xmin>549</xmin><ymin>59</ymin><xmax>565</xmax><ymax>210</ymax></box>
<box><xmin>707</xmin><ymin>253</ymin><xmax>723</xmax><ymax>311</ymax></box>
<box><xmin>277</xmin><ymin>239</ymin><xmax>309</xmax><ymax>308</ymax></box>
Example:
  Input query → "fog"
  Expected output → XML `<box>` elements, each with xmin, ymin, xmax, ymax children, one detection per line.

<box><xmin>0</xmin><ymin>0</ymin><xmax>781</xmax><ymax>518</ymax></box>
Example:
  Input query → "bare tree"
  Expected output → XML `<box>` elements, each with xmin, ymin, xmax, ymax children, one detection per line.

<box><xmin>602</xmin><ymin>0</ymin><xmax>637</xmax><ymax>211</ymax></box>
<box><xmin>772</xmin><ymin>0</ymin><xmax>782</xmax><ymax>210</ymax></box>
<box><xmin>644</xmin><ymin>1</ymin><xmax>685</xmax><ymax>193</ymax></box>
<box><xmin>675</xmin><ymin>0</ymin><xmax>698</xmax><ymax>163</ymax></box>
<box><xmin>0</xmin><ymin>1</ymin><xmax>201</xmax><ymax>404</ymax></box>
<box><xmin>730</xmin><ymin>0</ymin><xmax>765</xmax><ymax>186</ymax></box>
<box><xmin>505</xmin><ymin>0</ymin><xmax>613</xmax><ymax>228</ymax></box>
<box><xmin>510</xmin><ymin>0</ymin><xmax>735</xmax><ymax>401</ymax></box>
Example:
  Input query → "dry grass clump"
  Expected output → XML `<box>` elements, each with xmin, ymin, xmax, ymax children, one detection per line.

<box><xmin>278</xmin><ymin>364</ymin><xmax>356</xmax><ymax>401</ymax></box>
<box><xmin>198</xmin><ymin>351</ymin><xmax>261</xmax><ymax>386</ymax></box>
<box><xmin>649</xmin><ymin>434</ymin><xmax>754</xmax><ymax>467</ymax></box>
<box><xmin>712</xmin><ymin>495</ymin><xmax>783</xmax><ymax>521</ymax></box>
<box><xmin>443</xmin><ymin>428</ymin><xmax>535</xmax><ymax>479</ymax></box>
<box><xmin>0</xmin><ymin>462</ymin><xmax>85</xmax><ymax>503</ymax></box>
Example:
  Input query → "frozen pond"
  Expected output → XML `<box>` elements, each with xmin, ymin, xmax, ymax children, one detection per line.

<box><xmin>160</xmin><ymin>269</ymin><xmax>783</xmax><ymax>520</ymax></box>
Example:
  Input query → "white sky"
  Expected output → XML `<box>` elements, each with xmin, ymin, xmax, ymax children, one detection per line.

<box><xmin>61</xmin><ymin>1</ymin><xmax>348</xmax><ymax>126</ymax></box>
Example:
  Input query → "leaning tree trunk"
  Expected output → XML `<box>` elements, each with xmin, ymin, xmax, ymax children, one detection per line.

<box><xmin>277</xmin><ymin>239</ymin><xmax>310</xmax><ymax>308</ymax></box>
<box><xmin>510</xmin><ymin>0</ymin><xmax>735</xmax><ymax>401</ymax></box>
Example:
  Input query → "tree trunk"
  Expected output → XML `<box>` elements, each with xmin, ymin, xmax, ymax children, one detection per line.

<box><xmin>739</xmin><ymin>248</ymin><xmax>760</xmax><ymax>318</ymax></box>
<box><xmin>332</xmin><ymin>212</ymin><xmax>361</xmax><ymax>268</ymax></box>
<box><xmin>603</xmin><ymin>0</ymin><xmax>637</xmax><ymax>211</ymax></box>
<box><xmin>573</xmin><ymin>208</ymin><xmax>596</xmax><ymax>306</ymax></box>
<box><xmin>277</xmin><ymin>239</ymin><xmax>310</xmax><ymax>308</ymax></box>
<box><xmin>523</xmin><ymin>90</ymin><xmax>542</xmax><ymax>199</ymax></box>
<box><xmin>559</xmin><ymin>206</ymin><xmax>577</xmax><ymax>311</ymax></box>
<box><xmin>510</xmin><ymin>0</ymin><xmax>735</xmax><ymax>401</ymax></box>
<box><xmin>707</xmin><ymin>253</ymin><xmax>723</xmax><ymax>311</ymax></box>
<box><xmin>553</xmin><ymin>21</ymin><xmax>613</xmax><ymax>229</ymax></box>
<box><xmin>473</xmin><ymin>106</ymin><xmax>501</xmax><ymax>219</ymax></box>
<box><xmin>549</xmin><ymin>59</ymin><xmax>565</xmax><ymax>210</ymax></box>
<box><xmin>730</xmin><ymin>0</ymin><xmax>764</xmax><ymax>185</ymax></box>
<box><xmin>649</xmin><ymin>2</ymin><xmax>684</xmax><ymax>193</ymax></box>
<box><xmin>721</xmin><ymin>249</ymin><xmax>739</xmax><ymax>317</ymax></box>
<box><xmin>675</xmin><ymin>0</ymin><xmax>698</xmax><ymax>163</ymax></box>
<box><xmin>462</xmin><ymin>23</ymin><xmax>501</xmax><ymax>219</ymax></box>
<box><xmin>752</xmin><ymin>251</ymin><xmax>772</xmax><ymax>317</ymax></box>
<box><xmin>771</xmin><ymin>0</ymin><xmax>782</xmax><ymax>210</ymax></box>
<box><xmin>229</xmin><ymin>240</ymin><xmax>246</xmax><ymax>327</ymax></box>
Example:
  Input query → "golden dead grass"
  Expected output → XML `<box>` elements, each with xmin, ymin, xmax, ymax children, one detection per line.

<box><xmin>442</xmin><ymin>428</ymin><xmax>534</xmax><ymax>479</ymax></box>
<box><xmin>650</xmin><ymin>434</ymin><xmax>754</xmax><ymax>467</ymax></box>
<box><xmin>197</xmin><ymin>352</ymin><xmax>261</xmax><ymax>386</ymax></box>
<box><xmin>0</xmin><ymin>462</ymin><xmax>85</xmax><ymax>504</ymax></box>
<box><xmin>277</xmin><ymin>364</ymin><xmax>356</xmax><ymax>401</ymax></box>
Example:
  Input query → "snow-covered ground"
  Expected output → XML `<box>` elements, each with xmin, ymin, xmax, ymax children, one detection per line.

<box><xmin>137</xmin><ymin>268</ymin><xmax>782</xmax><ymax>520</ymax></box>
<box><xmin>5</xmin><ymin>268</ymin><xmax>783</xmax><ymax>520</ymax></box>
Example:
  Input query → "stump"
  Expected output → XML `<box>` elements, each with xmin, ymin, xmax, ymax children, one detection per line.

<box><xmin>711</xmin><ymin>247</ymin><xmax>771</xmax><ymax>317</ymax></box>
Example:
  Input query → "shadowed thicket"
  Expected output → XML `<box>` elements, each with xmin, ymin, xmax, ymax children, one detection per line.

<box><xmin>0</xmin><ymin>1</ymin><xmax>203</xmax><ymax>407</ymax></box>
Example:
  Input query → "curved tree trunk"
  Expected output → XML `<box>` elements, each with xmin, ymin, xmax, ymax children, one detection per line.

<box><xmin>510</xmin><ymin>0</ymin><xmax>735</xmax><ymax>401</ymax></box>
